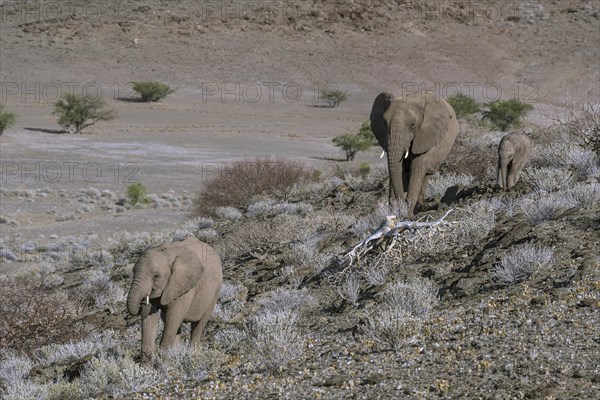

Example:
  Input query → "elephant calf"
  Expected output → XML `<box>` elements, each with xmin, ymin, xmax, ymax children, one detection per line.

<box><xmin>497</xmin><ymin>132</ymin><xmax>532</xmax><ymax>191</ymax></box>
<box><xmin>127</xmin><ymin>236</ymin><xmax>223</xmax><ymax>360</ymax></box>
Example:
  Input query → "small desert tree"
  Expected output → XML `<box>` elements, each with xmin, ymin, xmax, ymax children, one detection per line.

<box><xmin>320</xmin><ymin>87</ymin><xmax>348</xmax><ymax>108</ymax></box>
<box><xmin>332</xmin><ymin>133</ymin><xmax>372</xmax><ymax>161</ymax></box>
<box><xmin>357</xmin><ymin>120</ymin><xmax>378</xmax><ymax>145</ymax></box>
<box><xmin>53</xmin><ymin>94</ymin><xmax>116</xmax><ymax>134</ymax></box>
<box><xmin>446</xmin><ymin>93</ymin><xmax>480</xmax><ymax>118</ymax></box>
<box><xmin>0</xmin><ymin>104</ymin><xmax>16</xmax><ymax>136</ymax></box>
<box><xmin>482</xmin><ymin>99</ymin><xmax>533</xmax><ymax>131</ymax></box>
<box><xmin>131</xmin><ymin>81</ymin><xmax>174</xmax><ymax>102</ymax></box>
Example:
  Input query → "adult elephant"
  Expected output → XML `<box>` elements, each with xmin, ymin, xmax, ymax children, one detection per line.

<box><xmin>370</xmin><ymin>91</ymin><xmax>459</xmax><ymax>216</ymax></box>
<box><xmin>127</xmin><ymin>236</ymin><xmax>223</xmax><ymax>360</ymax></box>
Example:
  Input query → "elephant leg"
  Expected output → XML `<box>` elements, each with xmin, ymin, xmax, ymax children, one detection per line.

<box><xmin>499</xmin><ymin>158</ymin><xmax>509</xmax><ymax>191</ymax></box>
<box><xmin>406</xmin><ymin>164</ymin><xmax>427</xmax><ymax>217</ymax></box>
<box><xmin>190</xmin><ymin>317</ymin><xmax>210</xmax><ymax>347</ymax></box>
<box><xmin>141</xmin><ymin>311</ymin><xmax>160</xmax><ymax>361</ymax></box>
<box><xmin>159</xmin><ymin>302</ymin><xmax>189</xmax><ymax>351</ymax></box>
<box><xmin>497</xmin><ymin>158</ymin><xmax>503</xmax><ymax>190</ymax></box>
<box><xmin>507</xmin><ymin>161</ymin><xmax>516</xmax><ymax>190</ymax></box>
<box><xmin>418</xmin><ymin>174</ymin><xmax>429</xmax><ymax>205</ymax></box>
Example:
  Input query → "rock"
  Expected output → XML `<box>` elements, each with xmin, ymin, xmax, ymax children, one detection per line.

<box><xmin>363</xmin><ymin>372</ymin><xmax>385</xmax><ymax>385</ymax></box>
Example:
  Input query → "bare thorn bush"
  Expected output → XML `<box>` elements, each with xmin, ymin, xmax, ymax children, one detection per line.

<box><xmin>193</xmin><ymin>158</ymin><xmax>313</xmax><ymax>216</ymax></box>
<box><xmin>492</xmin><ymin>244</ymin><xmax>554</xmax><ymax>284</ymax></box>
<box><xmin>0</xmin><ymin>276</ymin><xmax>92</xmax><ymax>355</ymax></box>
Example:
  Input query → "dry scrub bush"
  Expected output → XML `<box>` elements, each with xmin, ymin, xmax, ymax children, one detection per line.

<box><xmin>245</xmin><ymin>199</ymin><xmax>313</xmax><ymax>218</ymax></box>
<box><xmin>426</xmin><ymin>172</ymin><xmax>475</xmax><ymax>199</ymax></box>
<box><xmin>0</xmin><ymin>276</ymin><xmax>92</xmax><ymax>355</ymax></box>
<box><xmin>492</xmin><ymin>244</ymin><xmax>554</xmax><ymax>284</ymax></box>
<box><xmin>78</xmin><ymin>350</ymin><xmax>159</xmax><ymax>398</ymax></box>
<box><xmin>34</xmin><ymin>330</ymin><xmax>116</xmax><ymax>366</ymax></box>
<box><xmin>213</xmin><ymin>282</ymin><xmax>247</xmax><ymax>322</ymax></box>
<box><xmin>523</xmin><ymin>167</ymin><xmax>574</xmax><ymax>193</ymax></box>
<box><xmin>569</xmin><ymin>182</ymin><xmax>600</xmax><ymax>209</ymax></box>
<box><xmin>518</xmin><ymin>192</ymin><xmax>577</xmax><ymax>225</ymax></box>
<box><xmin>215</xmin><ymin>206</ymin><xmax>243</xmax><ymax>222</ymax></box>
<box><xmin>73</xmin><ymin>270</ymin><xmax>126</xmax><ymax>311</ymax></box>
<box><xmin>0</xmin><ymin>354</ymin><xmax>45</xmax><ymax>400</ymax></box>
<box><xmin>548</xmin><ymin>93</ymin><xmax>600</xmax><ymax>156</ymax></box>
<box><xmin>365</xmin><ymin>278</ymin><xmax>438</xmax><ymax>349</ymax></box>
<box><xmin>567</xmin><ymin>147</ymin><xmax>600</xmax><ymax>178</ymax></box>
<box><xmin>246</xmin><ymin>309</ymin><xmax>305</xmax><ymax>373</ymax></box>
<box><xmin>157</xmin><ymin>345</ymin><xmax>227</xmax><ymax>381</ymax></box>
<box><xmin>257</xmin><ymin>288</ymin><xmax>315</xmax><ymax>313</ymax></box>
<box><xmin>193</xmin><ymin>158</ymin><xmax>313</xmax><ymax>216</ymax></box>
<box><xmin>443</xmin><ymin>129</ymin><xmax>503</xmax><ymax>180</ymax></box>
<box><xmin>214</xmin><ymin>328</ymin><xmax>247</xmax><ymax>353</ymax></box>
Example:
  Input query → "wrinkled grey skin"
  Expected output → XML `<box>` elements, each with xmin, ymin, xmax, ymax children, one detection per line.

<box><xmin>497</xmin><ymin>132</ymin><xmax>532</xmax><ymax>191</ymax></box>
<box><xmin>370</xmin><ymin>92</ymin><xmax>459</xmax><ymax>216</ymax></box>
<box><xmin>127</xmin><ymin>236</ymin><xmax>223</xmax><ymax>360</ymax></box>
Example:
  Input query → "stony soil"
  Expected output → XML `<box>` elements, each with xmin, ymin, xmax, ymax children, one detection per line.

<box><xmin>1</xmin><ymin>1</ymin><xmax>599</xmax><ymax>399</ymax></box>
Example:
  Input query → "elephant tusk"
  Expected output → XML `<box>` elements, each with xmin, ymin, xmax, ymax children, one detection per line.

<box><xmin>145</xmin><ymin>296</ymin><xmax>149</xmax><ymax>304</ymax></box>
<box><xmin>404</xmin><ymin>150</ymin><xmax>409</xmax><ymax>159</ymax></box>
<box><xmin>380</xmin><ymin>150</ymin><xmax>386</xmax><ymax>159</ymax></box>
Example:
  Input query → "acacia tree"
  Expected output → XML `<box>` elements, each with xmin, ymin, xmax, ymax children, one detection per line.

<box><xmin>53</xmin><ymin>94</ymin><xmax>116</xmax><ymax>134</ymax></box>
<box><xmin>0</xmin><ymin>104</ymin><xmax>16</xmax><ymax>136</ymax></box>
<box><xmin>332</xmin><ymin>133</ymin><xmax>372</xmax><ymax>161</ymax></box>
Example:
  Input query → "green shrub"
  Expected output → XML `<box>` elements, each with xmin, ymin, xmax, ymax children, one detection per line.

<box><xmin>131</xmin><ymin>81</ymin><xmax>174</xmax><ymax>102</ymax></box>
<box><xmin>126</xmin><ymin>182</ymin><xmax>149</xmax><ymax>205</ymax></box>
<box><xmin>332</xmin><ymin>133</ymin><xmax>372</xmax><ymax>161</ymax></box>
<box><xmin>0</xmin><ymin>104</ymin><xmax>16</xmax><ymax>135</ymax></box>
<box><xmin>446</xmin><ymin>93</ymin><xmax>480</xmax><ymax>118</ymax></box>
<box><xmin>358</xmin><ymin>162</ymin><xmax>371</xmax><ymax>176</ymax></box>
<box><xmin>357</xmin><ymin>120</ymin><xmax>378</xmax><ymax>145</ymax></box>
<box><xmin>53</xmin><ymin>94</ymin><xmax>116</xmax><ymax>134</ymax></box>
<box><xmin>320</xmin><ymin>87</ymin><xmax>347</xmax><ymax>108</ymax></box>
<box><xmin>482</xmin><ymin>99</ymin><xmax>534</xmax><ymax>131</ymax></box>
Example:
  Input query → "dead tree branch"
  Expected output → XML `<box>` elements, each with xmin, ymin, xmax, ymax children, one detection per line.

<box><xmin>343</xmin><ymin>209</ymin><xmax>454</xmax><ymax>267</ymax></box>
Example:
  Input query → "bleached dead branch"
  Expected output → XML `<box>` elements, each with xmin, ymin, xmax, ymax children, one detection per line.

<box><xmin>343</xmin><ymin>209</ymin><xmax>454</xmax><ymax>266</ymax></box>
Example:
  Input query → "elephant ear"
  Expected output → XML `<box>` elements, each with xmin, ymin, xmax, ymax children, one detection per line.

<box><xmin>412</xmin><ymin>93</ymin><xmax>452</xmax><ymax>155</ymax></box>
<box><xmin>161</xmin><ymin>247</ymin><xmax>204</xmax><ymax>306</ymax></box>
<box><xmin>370</xmin><ymin>92</ymin><xmax>395</xmax><ymax>149</ymax></box>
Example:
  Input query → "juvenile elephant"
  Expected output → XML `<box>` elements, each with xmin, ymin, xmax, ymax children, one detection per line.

<box><xmin>127</xmin><ymin>236</ymin><xmax>223</xmax><ymax>360</ymax></box>
<box><xmin>497</xmin><ymin>132</ymin><xmax>532</xmax><ymax>191</ymax></box>
<box><xmin>370</xmin><ymin>91</ymin><xmax>459</xmax><ymax>216</ymax></box>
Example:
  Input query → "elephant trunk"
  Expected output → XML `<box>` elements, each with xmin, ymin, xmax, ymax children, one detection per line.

<box><xmin>387</xmin><ymin>157</ymin><xmax>404</xmax><ymax>205</ymax></box>
<box><xmin>386</xmin><ymin>125</ymin><xmax>410</xmax><ymax>209</ymax></box>
<box><xmin>127</xmin><ymin>277</ymin><xmax>151</xmax><ymax>316</ymax></box>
